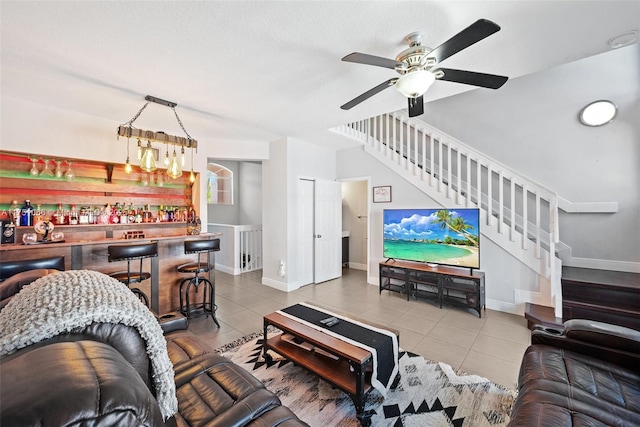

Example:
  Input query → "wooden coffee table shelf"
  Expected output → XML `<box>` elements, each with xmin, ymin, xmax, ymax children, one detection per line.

<box><xmin>263</xmin><ymin>311</ymin><xmax>376</xmax><ymax>426</ymax></box>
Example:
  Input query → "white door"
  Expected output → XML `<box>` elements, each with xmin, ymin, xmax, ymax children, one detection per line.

<box><xmin>298</xmin><ymin>179</ymin><xmax>314</xmax><ymax>286</ymax></box>
<box><xmin>314</xmin><ymin>179</ymin><xmax>342</xmax><ymax>283</ymax></box>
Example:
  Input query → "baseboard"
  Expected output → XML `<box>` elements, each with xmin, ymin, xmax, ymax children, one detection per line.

<box><xmin>347</xmin><ymin>262</ymin><xmax>367</xmax><ymax>271</ymax></box>
<box><xmin>261</xmin><ymin>276</ymin><xmax>307</xmax><ymax>292</ymax></box>
<box><xmin>215</xmin><ymin>264</ymin><xmax>236</xmax><ymax>275</ymax></box>
<box><xmin>563</xmin><ymin>257</ymin><xmax>640</xmax><ymax>273</ymax></box>
<box><xmin>486</xmin><ymin>299</ymin><xmax>523</xmax><ymax>316</ymax></box>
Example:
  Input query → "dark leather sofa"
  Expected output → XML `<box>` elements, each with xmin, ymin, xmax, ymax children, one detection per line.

<box><xmin>508</xmin><ymin>319</ymin><xmax>640</xmax><ymax>426</ymax></box>
<box><xmin>0</xmin><ymin>268</ymin><xmax>308</xmax><ymax>427</ymax></box>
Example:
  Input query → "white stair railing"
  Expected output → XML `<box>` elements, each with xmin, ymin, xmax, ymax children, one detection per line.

<box><xmin>331</xmin><ymin>112</ymin><xmax>561</xmax><ymax>314</ymax></box>
<box><xmin>238</xmin><ymin>224</ymin><xmax>263</xmax><ymax>273</ymax></box>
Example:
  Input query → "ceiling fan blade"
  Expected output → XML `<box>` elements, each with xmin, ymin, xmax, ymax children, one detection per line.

<box><xmin>342</xmin><ymin>52</ymin><xmax>403</xmax><ymax>69</ymax></box>
<box><xmin>341</xmin><ymin>79</ymin><xmax>397</xmax><ymax>110</ymax></box>
<box><xmin>428</xmin><ymin>19</ymin><xmax>501</xmax><ymax>64</ymax></box>
<box><xmin>408</xmin><ymin>96</ymin><xmax>424</xmax><ymax>117</ymax></box>
<box><xmin>437</xmin><ymin>68</ymin><xmax>508</xmax><ymax>89</ymax></box>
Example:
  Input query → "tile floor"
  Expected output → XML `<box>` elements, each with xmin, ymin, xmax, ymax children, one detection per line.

<box><xmin>186</xmin><ymin>268</ymin><xmax>531</xmax><ymax>389</ymax></box>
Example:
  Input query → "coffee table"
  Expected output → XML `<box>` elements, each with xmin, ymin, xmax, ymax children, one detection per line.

<box><xmin>263</xmin><ymin>305</ymin><xmax>398</xmax><ymax>426</ymax></box>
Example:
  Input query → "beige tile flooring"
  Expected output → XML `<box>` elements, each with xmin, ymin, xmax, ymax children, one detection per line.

<box><xmin>187</xmin><ymin>268</ymin><xmax>531</xmax><ymax>389</ymax></box>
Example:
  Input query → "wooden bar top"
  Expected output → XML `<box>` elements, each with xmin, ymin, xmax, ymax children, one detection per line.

<box><xmin>0</xmin><ymin>231</ymin><xmax>221</xmax><ymax>252</ymax></box>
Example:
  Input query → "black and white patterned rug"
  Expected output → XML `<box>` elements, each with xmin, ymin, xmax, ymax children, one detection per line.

<box><xmin>217</xmin><ymin>332</ymin><xmax>517</xmax><ymax>427</ymax></box>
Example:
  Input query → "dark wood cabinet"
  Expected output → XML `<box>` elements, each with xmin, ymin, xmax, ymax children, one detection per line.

<box><xmin>379</xmin><ymin>260</ymin><xmax>485</xmax><ymax>317</ymax></box>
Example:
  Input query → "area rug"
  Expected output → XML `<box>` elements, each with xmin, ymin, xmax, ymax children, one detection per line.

<box><xmin>216</xmin><ymin>331</ymin><xmax>517</xmax><ymax>427</ymax></box>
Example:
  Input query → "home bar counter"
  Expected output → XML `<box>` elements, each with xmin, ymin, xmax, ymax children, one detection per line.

<box><xmin>0</xmin><ymin>150</ymin><xmax>216</xmax><ymax>315</ymax></box>
<box><xmin>0</xmin><ymin>222</ymin><xmax>221</xmax><ymax>314</ymax></box>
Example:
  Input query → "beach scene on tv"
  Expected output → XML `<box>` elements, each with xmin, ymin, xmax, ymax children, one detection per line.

<box><xmin>383</xmin><ymin>208</ymin><xmax>480</xmax><ymax>268</ymax></box>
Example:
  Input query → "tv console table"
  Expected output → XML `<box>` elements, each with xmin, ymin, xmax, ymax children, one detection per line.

<box><xmin>379</xmin><ymin>260</ymin><xmax>486</xmax><ymax>317</ymax></box>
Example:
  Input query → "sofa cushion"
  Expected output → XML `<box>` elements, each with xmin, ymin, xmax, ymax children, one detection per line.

<box><xmin>511</xmin><ymin>344</ymin><xmax>640</xmax><ymax>426</ymax></box>
<box><xmin>0</xmin><ymin>340</ymin><xmax>164</xmax><ymax>426</ymax></box>
<box><xmin>166</xmin><ymin>332</ymin><xmax>309</xmax><ymax>427</ymax></box>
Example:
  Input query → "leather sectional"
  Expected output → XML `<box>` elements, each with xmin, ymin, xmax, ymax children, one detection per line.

<box><xmin>0</xmin><ymin>265</ymin><xmax>308</xmax><ymax>427</ymax></box>
<box><xmin>508</xmin><ymin>319</ymin><xmax>640</xmax><ymax>426</ymax></box>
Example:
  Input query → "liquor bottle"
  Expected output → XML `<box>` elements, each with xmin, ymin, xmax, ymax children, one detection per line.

<box><xmin>79</xmin><ymin>206</ymin><xmax>89</xmax><ymax>224</ymax></box>
<box><xmin>167</xmin><ymin>206</ymin><xmax>174</xmax><ymax>222</ymax></box>
<box><xmin>10</xmin><ymin>200</ymin><xmax>21</xmax><ymax>226</ymax></box>
<box><xmin>135</xmin><ymin>207</ymin><xmax>143</xmax><ymax>224</ymax></box>
<box><xmin>143</xmin><ymin>204</ymin><xmax>152</xmax><ymax>223</ymax></box>
<box><xmin>53</xmin><ymin>203</ymin><xmax>66</xmax><ymax>225</ymax></box>
<box><xmin>119</xmin><ymin>202</ymin><xmax>128</xmax><ymax>224</ymax></box>
<box><xmin>128</xmin><ymin>203</ymin><xmax>136</xmax><ymax>224</ymax></box>
<box><xmin>69</xmin><ymin>204</ymin><xmax>79</xmax><ymax>225</ymax></box>
<box><xmin>157</xmin><ymin>205</ymin><xmax>164</xmax><ymax>223</ymax></box>
<box><xmin>33</xmin><ymin>204</ymin><xmax>44</xmax><ymax>224</ymax></box>
<box><xmin>110</xmin><ymin>203</ymin><xmax>120</xmax><ymax>224</ymax></box>
<box><xmin>20</xmin><ymin>200</ymin><xmax>34</xmax><ymax>227</ymax></box>
<box><xmin>98</xmin><ymin>204</ymin><xmax>110</xmax><ymax>225</ymax></box>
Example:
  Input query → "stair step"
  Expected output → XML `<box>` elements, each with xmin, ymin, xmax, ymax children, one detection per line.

<box><xmin>524</xmin><ymin>302</ymin><xmax>563</xmax><ymax>330</ymax></box>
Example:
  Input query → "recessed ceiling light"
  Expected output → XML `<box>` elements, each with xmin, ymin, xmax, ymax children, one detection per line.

<box><xmin>608</xmin><ymin>30</ymin><xmax>638</xmax><ymax>49</ymax></box>
<box><xmin>579</xmin><ymin>100</ymin><xmax>618</xmax><ymax>127</ymax></box>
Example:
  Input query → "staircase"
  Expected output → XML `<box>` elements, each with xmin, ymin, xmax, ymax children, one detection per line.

<box><xmin>330</xmin><ymin>112</ymin><xmax>562</xmax><ymax>316</ymax></box>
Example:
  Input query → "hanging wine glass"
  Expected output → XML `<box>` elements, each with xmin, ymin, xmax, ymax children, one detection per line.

<box><xmin>65</xmin><ymin>161</ymin><xmax>74</xmax><ymax>181</ymax></box>
<box><xmin>39</xmin><ymin>158</ymin><xmax>55</xmax><ymax>177</ymax></box>
<box><xmin>54</xmin><ymin>159</ymin><xmax>64</xmax><ymax>178</ymax></box>
<box><xmin>29</xmin><ymin>157</ymin><xmax>39</xmax><ymax>176</ymax></box>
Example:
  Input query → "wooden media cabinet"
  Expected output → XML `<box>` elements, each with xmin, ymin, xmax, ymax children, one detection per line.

<box><xmin>379</xmin><ymin>260</ymin><xmax>486</xmax><ymax>317</ymax></box>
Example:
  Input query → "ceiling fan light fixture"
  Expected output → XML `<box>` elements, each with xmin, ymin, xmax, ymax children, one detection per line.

<box><xmin>395</xmin><ymin>70</ymin><xmax>435</xmax><ymax>98</ymax></box>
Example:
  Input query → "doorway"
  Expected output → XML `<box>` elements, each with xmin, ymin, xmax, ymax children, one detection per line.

<box><xmin>340</xmin><ymin>178</ymin><xmax>370</xmax><ymax>277</ymax></box>
<box><xmin>298</xmin><ymin>178</ymin><xmax>343</xmax><ymax>286</ymax></box>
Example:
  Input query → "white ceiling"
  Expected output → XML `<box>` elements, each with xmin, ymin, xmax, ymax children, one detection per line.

<box><xmin>2</xmin><ymin>1</ymin><xmax>639</xmax><ymax>152</ymax></box>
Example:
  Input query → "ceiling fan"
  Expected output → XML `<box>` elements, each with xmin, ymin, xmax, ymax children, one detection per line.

<box><xmin>340</xmin><ymin>19</ymin><xmax>509</xmax><ymax>117</ymax></box>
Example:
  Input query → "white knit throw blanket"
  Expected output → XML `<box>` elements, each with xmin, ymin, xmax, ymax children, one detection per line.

<box><xmin>0</xmin><ymin>270</ymin><xmax>178</xmax><ymax>420</ymax></box>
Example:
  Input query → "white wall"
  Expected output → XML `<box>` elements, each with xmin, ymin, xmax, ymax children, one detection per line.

<box><xmin>262</xmin><ymin>137</ymin><xmax>336</xmax><ymax>291</ymax></box>
<box><xmin>336</xmin><ymin>146</ymin><xmax>540</xmax><ymax>312</ymax></box>
<box><xmin>419</xmin><ymin>45</ymin><xmax>640</xmax><ymax>269</ymax></box>
<box><xmin>238</xmin><ymin>162</ymin><xmax>262</xmax><ymax>225</ymax></box>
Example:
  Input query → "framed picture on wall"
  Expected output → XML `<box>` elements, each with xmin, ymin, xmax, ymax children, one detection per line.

<box><xmin>373</xmin><ymin>185</ymin><xmax>392</xmax><ymax>203</ymax></box>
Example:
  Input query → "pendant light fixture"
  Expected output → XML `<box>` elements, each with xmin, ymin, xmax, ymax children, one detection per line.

<box><xmin>139</xmin><ymin>140</ymin><xmax>157</xmax><ymax>172</ymax></box>
<box><xmin>166</xmin><ymin>145</ymin><xmax>182</xmax><ymax>179</ymax></box>
<box><xmin>189</xmin><ymin>146</ymin><xmax>195</xmax><ymax>183</ymax></box>
<box><xmin>117</xmin><ymin>95</ymin><xmax>198</xmax><ymax>176</ymax></box>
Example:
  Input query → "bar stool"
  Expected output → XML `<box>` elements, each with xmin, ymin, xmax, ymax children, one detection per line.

<box><xmin>107</xmin><ymin>241</ymin><xmax>158</xmax><ymax>308</ymax></box>
<box><xmin>177</xmin><ymin>239</ymin><xmax>220</xmax><ymax>326</ymax></box>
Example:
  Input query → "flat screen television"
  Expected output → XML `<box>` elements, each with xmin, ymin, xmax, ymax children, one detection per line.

<box><xmin>383</xmin><ymin>208</ymin><xmax>480</xmax><ymax>269</ymax></box>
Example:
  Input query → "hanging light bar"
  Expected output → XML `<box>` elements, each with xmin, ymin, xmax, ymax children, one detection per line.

<box><xmin>117</xmin><ymin>126</ymin><xmax>198</xmax><ymax>150</ymax></box>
